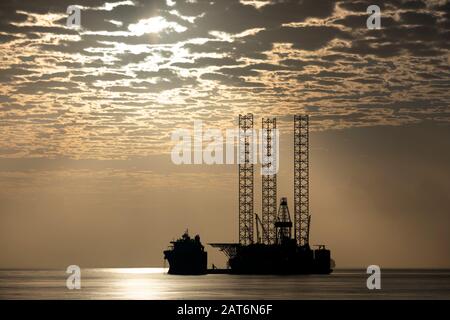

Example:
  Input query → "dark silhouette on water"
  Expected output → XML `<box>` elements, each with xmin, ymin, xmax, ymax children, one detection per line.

<box><xmin>211</xmin><ymin>198</ymin><xmax>333</xmax><ymax>274</ymax></box>
<box><xmin>163</xmin><ymin>115</ymin><xmax>333</xmax><ymax>275</ymax></box>
<box><xmin>163</xmin><ymin>231</ymin><xmax>207</xmax><ymax>275</ymax></box>
<box><xmin>209</xmin><ymin>115</ymin><xmax>333</xmax><ymax>274</ymax></box>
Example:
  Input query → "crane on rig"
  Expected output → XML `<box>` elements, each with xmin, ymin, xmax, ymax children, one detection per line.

<box><xmin>255</xmin><ymin>213</ymin><xmax>265</xmax><ymax>244</ymax></box>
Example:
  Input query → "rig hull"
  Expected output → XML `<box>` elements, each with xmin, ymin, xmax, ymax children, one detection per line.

<box><xmin>212</xmin><ymin>242</ymin><xmax>332</xmax><ymax>275</ymax></box>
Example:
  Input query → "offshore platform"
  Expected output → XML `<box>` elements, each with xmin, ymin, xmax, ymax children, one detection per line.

<box><xmin>209</xmin><ymin>114</ymin><xmax>333</xmax><ymax>274</ymax></box>
<box><xmin>164</xmin><ymin>114</ymin><xmax>333</xmax><ymax>275</ymax></box>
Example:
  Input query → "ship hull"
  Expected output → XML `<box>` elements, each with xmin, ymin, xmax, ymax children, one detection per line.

<box><xmin>164</xmin><ymin>250</ymin><xmax>207</xmax><ymax>275</ymax></box>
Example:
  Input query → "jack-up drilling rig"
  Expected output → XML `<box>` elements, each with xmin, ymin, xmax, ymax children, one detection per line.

<box><xmin>210</xmin><ymin>114</ymin><xmax>332</xmax><ymax>274</ymax></box>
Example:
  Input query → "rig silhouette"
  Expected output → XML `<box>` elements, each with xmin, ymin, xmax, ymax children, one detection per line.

<box><xmin>164</xmin><ymin>114</ymin><xmax>333</xmax><ymax>275</ymax></box>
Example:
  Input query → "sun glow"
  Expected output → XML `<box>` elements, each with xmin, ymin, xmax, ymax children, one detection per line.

<box><xmin>128</xmin><ymin>16</ymin><xmax>187</xmax><ymax>36</ymax></box>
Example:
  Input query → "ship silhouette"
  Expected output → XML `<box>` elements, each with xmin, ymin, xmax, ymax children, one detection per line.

<box><xmin>163</xmin><ymin>231</ymin><xmax>207</xmax><ymax>275</ymax></box>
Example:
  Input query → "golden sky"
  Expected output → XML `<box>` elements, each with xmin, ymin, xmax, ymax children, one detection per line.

<box><xmin>0</xmin><ymin>0</ymin><xmax>449</xmax><ymax>268</ymax></box>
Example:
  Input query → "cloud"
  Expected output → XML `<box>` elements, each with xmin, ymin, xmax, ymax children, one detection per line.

<box><xmin>0</xmin><ymin>0</ymin><xmax>447</xmax><ymax>159</ymax></box>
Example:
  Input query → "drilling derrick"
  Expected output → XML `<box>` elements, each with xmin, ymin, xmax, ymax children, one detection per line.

<box><xmin>261</xmin><ymin>118</ymin><xmax>277</xmax><ymax>245</ymax></box>
<box><xmin>238</xmin><ymin>114</ymin><xmax>254</xmax><ymax>245</ymax></box>
<box><xmin>294</xmin><ymin>115</ymin><xmax>310</xmax><ymax>247</ymax></box>
<box><xmin>275</xmin><ymin>197</ymin><xmax>292</xmax><ymax>244</ymax></box>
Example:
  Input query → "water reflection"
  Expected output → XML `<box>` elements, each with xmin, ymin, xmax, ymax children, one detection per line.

<box><xmin>0</xmin><ymin>268</ymin><xmax>449</xmax><ymax>299</ymax></box>
<box><xmin>107</xmin><ymin>268</ymin><xmax>168</xmax><ymax>274</ymax></box>
<box><xmin>92</xmin><ymin>268</ymin><xmax>171</xmax><ymax>299</ymax></box>
<box><xmin>114</xmin><ymin>278</ymin><xmax>166</xmax><ymax>299</ymax></box>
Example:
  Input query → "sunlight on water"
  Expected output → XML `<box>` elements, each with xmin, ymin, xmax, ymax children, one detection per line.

<box><xmin>0</xmin><ymin>269</ymin><xmax>449</xmax><ymax>299</ymax></box>
<box><xmin>106</xmin><ymin>268</ymin><xmax>168</xmax><ymax>274</ymax></box>
<box><xmin>115</xmin><ymin>278</ymin><xmax>167</xmax><ymax>299</ymax></box>
<box><xmin>110</xmin><ymin>268</ymin><xmax>169</xmax><ymax>299</ymax></box>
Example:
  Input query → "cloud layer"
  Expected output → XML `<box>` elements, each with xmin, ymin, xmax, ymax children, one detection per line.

<box><xmin>0</xmin><ymin>0</ymin><xmax>449</xmax><ymax>158</ymax></box>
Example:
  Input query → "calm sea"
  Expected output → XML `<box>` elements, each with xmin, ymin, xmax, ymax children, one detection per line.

<box><xmin>0</xmin><ymin>268</ymin><xmax>449</xmax><ymax>300</ymax></box>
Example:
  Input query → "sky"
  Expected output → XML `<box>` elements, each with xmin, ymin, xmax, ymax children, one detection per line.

<box><xmin>0</xmin><ymin>0</ymin><xmax>449</xmax><ymax>268</ymax></box>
